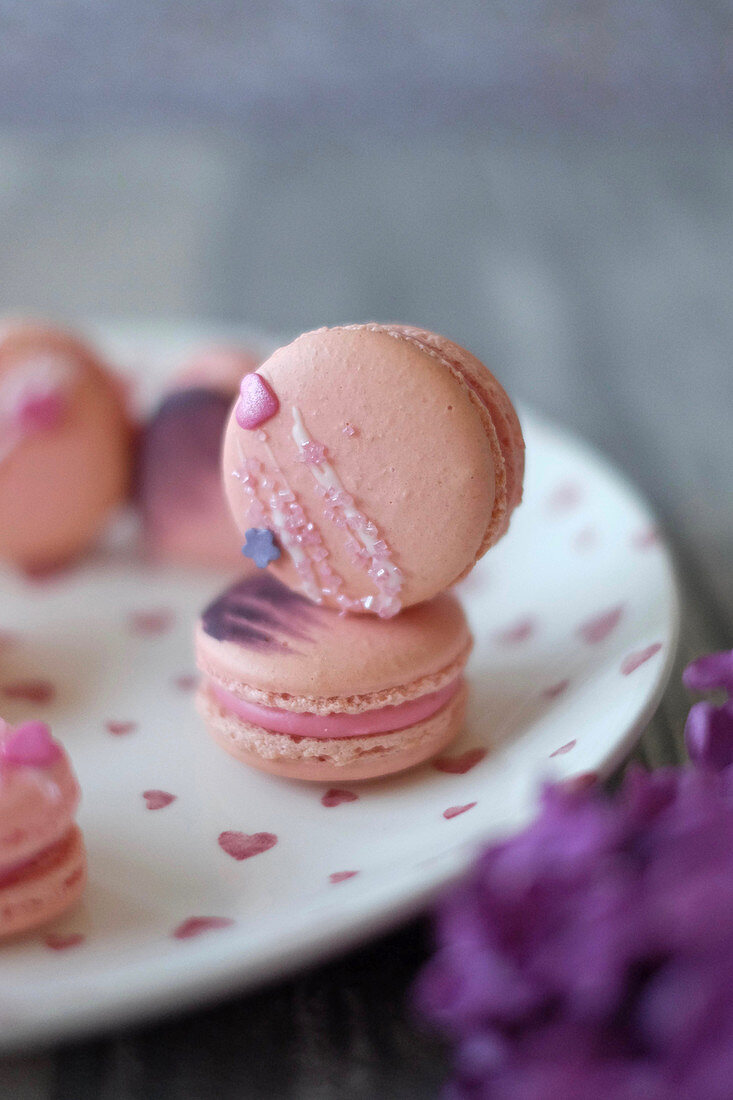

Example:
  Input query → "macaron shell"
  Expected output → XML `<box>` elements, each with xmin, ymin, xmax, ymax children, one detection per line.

<box><xmin>198</xmin><ymin>679</ymin><xmax>466</xmax><ymax>781</ymax></box>
<box><xmin>195</xmin><ymin>575</ymin><xmax>472</xmax><ymax>711</ymax></box>
<box><xmin>0</xmin><ymin>324</ymin><xmax>131</xmax><ymax>569</ymax></box>
<box><xmin>137</xmin><ymin>387</ymin><xmax>254</xmax><ymax>571</ymax></box>
<box><xmin>386</xmin><ymin>324</ymin><xmax>525</xmax><ymax>542</ymax></box>
<box><xmin>0</xmin><ymin>825</ymin><xmax>86</xmax><ymax>938</ymax></box>
<box><xmin>222</xmin><ymin>325</ymin><xmax>497</xmax><ymax>612</ymax></box>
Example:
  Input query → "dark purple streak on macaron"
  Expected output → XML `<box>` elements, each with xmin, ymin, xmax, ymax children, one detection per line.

<box><xmin>136</xmin><ymin>388</ymin><xmax>232</xmax><ymax>524</ymax></box>
<box><xmin>201</xmin><ymin>574</ymin><xmax>316</xmax><ymax>651</ymax></box>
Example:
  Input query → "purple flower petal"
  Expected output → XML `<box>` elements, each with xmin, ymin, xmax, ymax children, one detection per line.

<box><xmin>685</xmin><ymin>701</ymin><xmax>733</xmax><ymax>772</ymax></box>
<box><xmin>683</xmin><ymin>650</ymin><xmax>733</xmax><ymax>695</ymax></box>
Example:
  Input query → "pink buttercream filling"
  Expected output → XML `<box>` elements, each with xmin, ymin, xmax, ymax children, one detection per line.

<box><xmin>209</xmin><ymin>677</ymin><xmax>462</xmax><ymax>739</ymax></box>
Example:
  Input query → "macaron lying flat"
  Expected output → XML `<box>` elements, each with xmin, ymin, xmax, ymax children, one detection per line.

<box><xmin>137</xmin><ymin>345</ymin><xmax>261</xmax><ymax>570</ymax></box>
<box><xmin>195</xmin><ymin>573</ymin><xmax>472</xmax><ymax>781</ymax></box>
<box><xmin>0</xmin><ymin>321</ymin><xmax>132</xmax><ymax>571</ymax></box>
<box><xmin>222</xmin><ymin>323</ymin><xmax>524</xmax><ymax>616</ymax></box>
<box><xmin>0</xmin><ymin>720</ymin><xmax>86</xmax><ymax>937</ymax></box>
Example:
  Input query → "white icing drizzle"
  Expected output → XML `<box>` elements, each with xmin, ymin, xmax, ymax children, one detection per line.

<box><xmin>291</xmin><ymin>407</ymin><xmax>403</xmax><ymax>617</ymax></box>
<box><xmin>233</xmin><ymin>438</ymin><xmax>323</xmax><ymax>604</ymax></box>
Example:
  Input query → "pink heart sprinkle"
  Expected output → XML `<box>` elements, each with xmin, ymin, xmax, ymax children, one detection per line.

<box><xmin>235</xmin><ymin>373</ymin><xmax>279</xmax><ymax>430</ymax></box>
<box><xmin>2</xmin><ymin>680</ymin><xmax>55</xmax><ymax>705</ymax></box>
<box><xmin>321</xmin><ymin>788</ymin><xmax>359</xmax><ymax>808</ymax></box>
<box><xmin>218</xmin><ymin>831</ymin><xmax>278</xmax><ymax>860</ymax></box>
<box><xmin>550</xmin><ymin>739</ymin><xmax>577</xmax><ymax>757</ymax></box>
<box><xmin>434</xmin><ymin>748</ymin><xmax>487</xmax><ymax>775</ymax></box>
<box><xmin>329</xmin><ymin>871</ymin><xmax>358</xmax><ymax>884</ymax></box>
<box><xmin>45</xmin><ymin>932</ymin><xmax>85</xmax><ymax>951</ymax></box>
<box><xmin>578</xmin><ymin>604</ymin><xmax>624</xmax><ymax>645</ymax></box>
<box><xmin>1</xmin><ymin>722</ymin><xmax>60</xmax><ymax>766</ymax></box>
<box><xmin>128</xmin><ymin>609</ymin><xmax>174</xmax><ymax>636</ymax></box>
<box><xmin>173</xmin><ymin>673</ymin><xmax>198</xmax><ymax>692</ymax></box>
<box><xmin>172</xmin><ymin>916</ymin><xmax>235</xmax><ymax>940</ymax></box>
<box><xmin>443</xmin><ymin>802</ymin><xmax>477</xmax><ymax>820</ymax></box>
<box><xmin>541</xmin><ymin>679</ymin><xmax>570</xmax><ymax>700</ymax></box>
<box><xmin>105</xmin><ymin>720</ymin><xmax>137</xmax><ymax>736</ymax></box>
<box><xmin>143</xmin><ymin>790</ymin><xmax>176</xmax><ymax>810</ymax></box>
<box><xmin>621</xmin><ymin>643</ymin><xmax>663</xmax><ymax>676</ymax></box>
<box><xmin>495</xmin><ymin>618</ymin><xmax>536</xmax><ymax>646</ymax></box>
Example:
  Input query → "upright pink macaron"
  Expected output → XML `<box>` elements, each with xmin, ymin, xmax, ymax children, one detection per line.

<box><xmin>0</xmin><ymin>719</ymin><xmax>86</xmax><ymax>937</ymax></box>
<box><xmin>137</xmin><ymin>345</ymin><xmax>261</xmax><ymax>570</ymax></box>
<box><xmin>0</xmin><ymin>321</ymin><xmax>132</xmax><ymax>571</ymax></box>
<box><xmin>222</xmin><ymin>323</ymin><xmax>524</xmax><ymax>616</ymax></box>
<box><xmin>195</xmin><ymin>573</ymin><xmax>472</xmax><ymax>781</ymax></box>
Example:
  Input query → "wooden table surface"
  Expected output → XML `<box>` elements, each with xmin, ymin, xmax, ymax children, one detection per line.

<box><xmin>0</xmin><ymin>133</ymin><xmax>731</xmax><ymax>1098</ymax></box>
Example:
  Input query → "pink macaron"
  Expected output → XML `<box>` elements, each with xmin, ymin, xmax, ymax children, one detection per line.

<box><xmin>195</xmin><ymin>573</ymin><xmax>472</xmax><ymax>781</ymax></box>
<box><xmin>222</xmin><ymin>323</ymin><xmax>524</xmax><ymax>616</ymax></box>
<box><xmin>137</xmin><ymin>345</ymin><xmax>261</xmax><ymax>570</ymax></box>
<box><xmin>0</xmin><ymin>719</ymin><xmax>86</xmax><ymax>937</ymax></box>
<box><xmin>0</xmin><ymin>321</ymin><xmax>132</xmax><ymax>572</ymax></box>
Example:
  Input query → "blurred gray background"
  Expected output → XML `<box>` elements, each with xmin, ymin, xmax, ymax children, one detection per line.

<box><xmin>1</xmin><ymin>3</ymin><xmax>732</xmax><ymax>1096</ymax></box>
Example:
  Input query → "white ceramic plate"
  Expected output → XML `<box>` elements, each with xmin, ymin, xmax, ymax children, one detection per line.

<box><xmin>0</xmin><ymin>324</ymin><xmax>679</xmax><ymax>1052</ymax></box>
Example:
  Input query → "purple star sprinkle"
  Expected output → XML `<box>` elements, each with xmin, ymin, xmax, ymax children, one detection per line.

<box><xmin>242</xmin><ymin>528</ymin><xmax>280</xmax><ymax>569</ymax></box>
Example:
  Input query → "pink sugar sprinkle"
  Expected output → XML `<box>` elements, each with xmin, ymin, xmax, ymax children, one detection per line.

<box><xmin>300</xmin><ymin>440</ymin><xmax>327</xmax><ymax>465</ymax></box>
<box><xmin>342</xmin><ymin>424</ymin><xmax>356</xmax><ymax>437</ymax></box>
<box><xmin>295</xmin><ymin>559</ymin><xmax>313</xmax><ymax>577</ymax></box>
<box><xmin>311</xmin><ymin>546</ymin><xmax>328</xmax><ymax>561</ymax></box>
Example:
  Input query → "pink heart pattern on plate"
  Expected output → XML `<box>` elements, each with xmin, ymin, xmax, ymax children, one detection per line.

<box><xmin>321</xmin><ymin>789</ymin><xmax>359</xmax><ymax>808</ymax></box>
<box><xmin>329</xmin><ymin>871</ymin><xmax>358</xmax><ymax>884</ymax></box>
<box><xmin>621</xmin><ymin>643</ymin><xmax>663</xmax><ymax>675</ymax></box>
<box><xmin>143</xmin><ymin>790</ymin><xmax>176</xmax><ymax>811</ymax></box>
<box><xmin>443</xmin><ymin>802</ymin><xmax>477</xmax><ymax>820</ymax></box>
<box><xmin>105</xmin><ymin>720</ymin><xmax>137</xmax><ymax>736</ymax></box>
<box><xmin>218</xmin><ymin>831</ymin><xmax>278</xmax><ymax>860</ymax></box>
<box><xmin>578</xmin><ymin>604</ymin><xmax>624</xmax><ymax>645</ymax></box>
<box><xmin>172</xmin><ymin>917</ymin><xmax>235</xmax><ymax>940</ymax></box>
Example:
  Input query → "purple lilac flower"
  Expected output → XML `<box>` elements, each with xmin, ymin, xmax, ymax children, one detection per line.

<box><xmin>415</xmin><ymin>651</ymin><xmax>733</xmax><ymax>1099</ymax></box>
